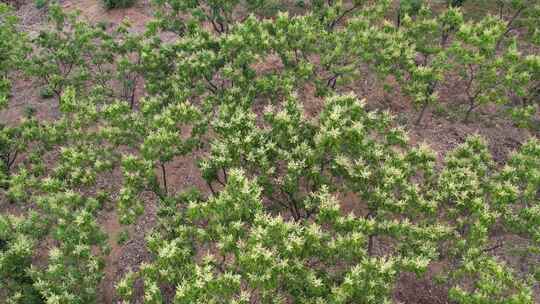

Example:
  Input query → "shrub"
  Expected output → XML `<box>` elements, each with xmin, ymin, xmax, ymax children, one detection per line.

<box><xmin>34</xmin><ymin>0</ymin><xmax>48</xmax><ymax>9</ymax></box>
<box><xmin>102</xmin><ymin>0</ymin><xmax>135</xmax><ymax>9</ymax></box>
<box><xmin>116</xmin><ymin>230</ymin><xmax>129</xmax><ymax>245</ymax></box>
<box><xmin>39</xmin><ymin>86</ymin><xmax>54</xmax><ymax>99</ymax></box>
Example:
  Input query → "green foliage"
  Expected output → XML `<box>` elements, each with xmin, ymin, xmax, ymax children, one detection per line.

<box><xmin>449</xmin><ymin>256</ymin><xmax>533</xmax><ymax>304</ymax></box>
<box><xmin>1</xmin><ymin>2</ymin><xmax>540</xmax><ymax>304</ymax></box>
<box><xmin>116</xmin><ymin>230</ymin><xmax>129</xmax><ymax>245</ymax></box>
<box><xmin>34</xmin><ymin>0</ymin><xmax>48</xmax><ymax>9</ymax></box>
<box><xmin>0</xmin><ymin>4</ymin><xmax>28</xmax><ymax>109</ymax></box>
<box><xmin>151</xmin><ymin>0</ymin><xmax>282</xmax><ymax>35</ymax></box>
<box><xmin>39</xmin><ymin>86</ymin><xmax>54</xmax><ymax>99</ymax></box>
<box><xmin>31</xmin><ymin>192</ymin><xmax>107</xmax><ymax>304</ymax></box>
<box><xmin>0</xmin><ymin>125</ymin><xmax>21</xmax><ymax>181</ymax></box>
<box><xmin>493</xmin><ymin>138</ymin><xmax>540</xmax><ymax>243</ymax></box>
<box><xmin>434</xmin><ymin>136</ymin><xmax>538</xmax><ymax>302</ymax></box>
<box><xmin>119</xmin><ymin>170</ymin><xmax>432</xmax><ymax>303</ymax></box>
<box><xmin>0</xmin><ymin>214</ymin><xmax>46</xmax><ymax>303</ymax></box>
<box><xmin>200</xmin><ymin>93</ymin><xmax>418</xmax><ymax>222</ymax></box>
<box><xmin>449</xmin><ymin>15</ymin><xmax>513</xmax><ymax>121</ymax></box>
<box><xmin>24</xmin><ymin>5</ymin><xmax>122</xmax><ymax>102</ymax></box>
<box><xmin>0</xmin><ymin>118</ymin><xmax>37</xmax><ymax>187</ymax></box>
<box><xmin>509</xmin><ymin>53</ymin><xmax>540</xmax><ymax>128</ymax></box>
<box><xmin>397</xmin><ymin>0</ymin><xmax>424</xmax><ymax>27</ymax></box>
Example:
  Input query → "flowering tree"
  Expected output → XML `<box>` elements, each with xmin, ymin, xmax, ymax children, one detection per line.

<box><xmin>1</xmin><ymin>2</ymin><xmax>539</xmax><ymax>304</ymax></box>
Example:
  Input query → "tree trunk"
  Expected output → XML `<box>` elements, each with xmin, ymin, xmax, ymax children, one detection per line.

<box><xmin>415</xmin><ymin>102</ymin><xmax>429</xmax><ymax>126</ymax></box>
<box><xmin>464</xmin><ymin>101</ymin><xmax>475</xmax><ymax>123</ymax></box>
<box><xmin>160</xmin><ymin>162</ymin><xmax>168</xmax><ymax>195</ymax></box>
<box><xmin>368</xmin><ymin>234</ymin><xmax>375</xmax><ymax>256</ymax></box>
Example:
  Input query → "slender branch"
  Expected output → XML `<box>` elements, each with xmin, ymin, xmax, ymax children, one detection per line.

<box><xmin>267</xmin><ymin>194</ymin><xmax>292</xmax><ymax>211</ymax></box>
<box><xmin>129</xmin><ymin>75</ymin><xmax>138</xmax><ymax>110</ymax></box>
<box><xmin>160</xmin><ymin>161</ymin><xmax>168</xmax><ymax>195</ymax></box>
<box><xmin>7</xmin><ymin>149</ymin><xmax>18</xmax><ymax>171</ymax></box>
<box><xmin>204</xmin><ymin>74</ymin><xmax>218</xmax><ymax>94</ymax></box>
<box><xmin>328</xmin><ymin>4</ymin><xmax>360</xmax><ymax>30</ymax></box>
<box><xmin>279</xmin><ymin>187</ymin><xmax>301</xmax><ymax>221</ymax></box>
<box><xmin>365</xmin><ymin>209</ymin><xmax>376</xmax><ymax>256</ymax></box>
<box><xmin>496</xmin><ymin>7</ymin><xmax>524</xmax><ymax>51</ymax></box>
<box><xmin>207</xmin><ymin>181</ymin><xmax>216</xmax><ymax>196</ymax></box>
<box><xmin>221</xmin><ymin>168</ymin><xmax>228</xmax><ymax>183</ymax></box>
<box><xmin>326</xmin><ymin>74</ymin><xmax>338</xmax><ymax>89</ymax></box>
<box><xmin>214</xmin><ymin>174</ymin><xmax>226</xmax><ymax>186</ymax></box>
<box><xmin>482</xmin><ymin>242</ymin><xmax>503</xmax><ymax>253</ymax></box>
<box><xmin>210</xmin><ymin>19</ymin><xmax>222</xmax><ymax>34</ymax></box>
<box><xmin>415</xmin><ymin>102</ymin><xmax>429</xmax><ymax>126</ymax></box>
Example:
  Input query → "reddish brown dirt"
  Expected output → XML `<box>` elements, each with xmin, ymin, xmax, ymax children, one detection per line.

<box><xmin>394</xmin><ymin>264</ymin><xmax>450</xmax><ymax>304</ymax></box>
<box><xmin>62</xmin><ymin>0</ymin><xmax>153</xmax><ymax>31</ymax></box>
<box><xmin>99</xmin><ymin>209</ymin><xmax>124</xmax><ymax>303</ymax></box>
